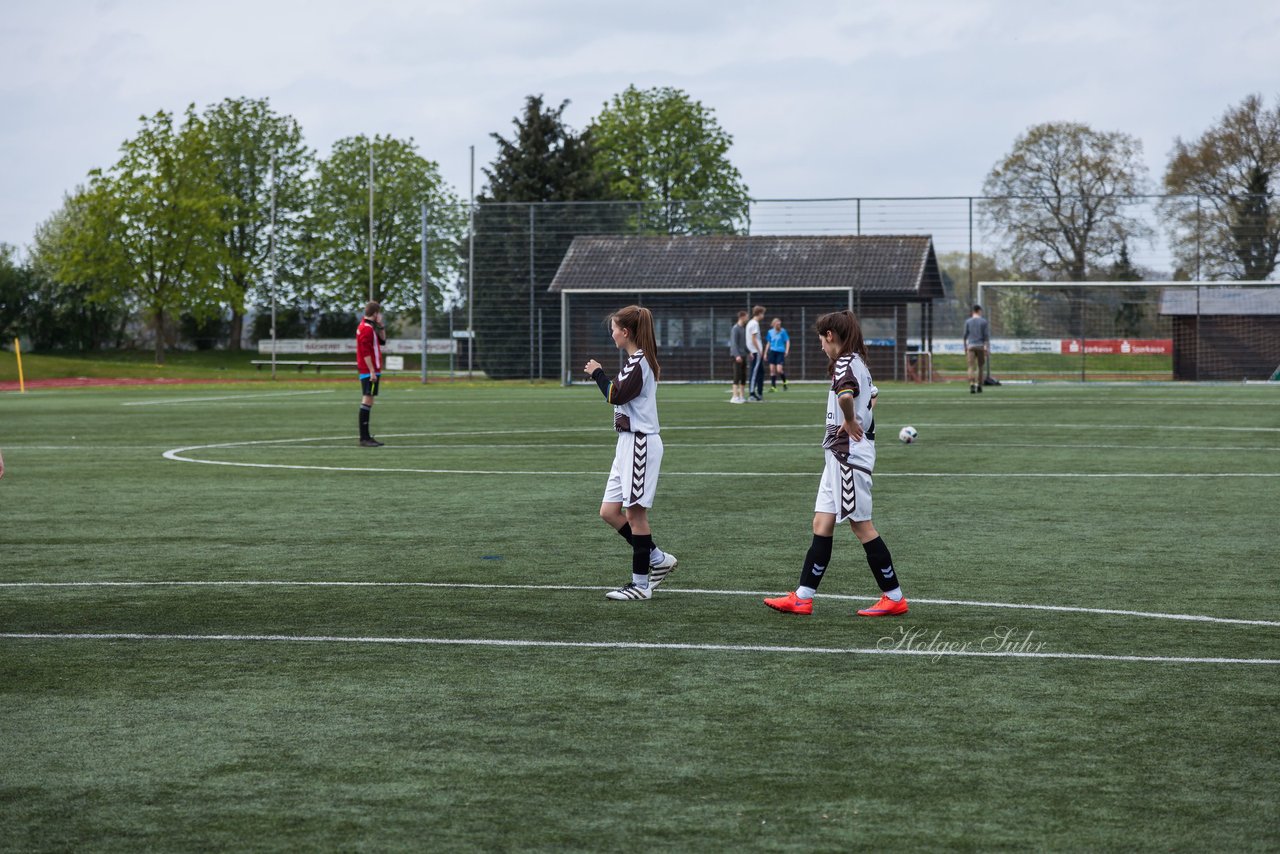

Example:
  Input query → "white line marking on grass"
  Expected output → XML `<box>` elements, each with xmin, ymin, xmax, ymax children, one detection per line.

<box><xmin>124</xmin><ymin>390</ymin><xmax>336</xmax><ymax>406</ymax></box>
<box><xmin>1</xmin><ymin>631</ymin><xmax>1274</xmax><ymax>665</ymax></box>
<box><xmin>4</xmin><ymin>580</ymin><xmax>1276</xmax><ymax>627</ymax></box>
<box><xmin>162</xmin><ymin>435</ymin><xmax>1280</xmax><ymax>477</ymax></box>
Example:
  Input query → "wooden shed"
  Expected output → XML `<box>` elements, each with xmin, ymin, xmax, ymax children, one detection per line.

<box><xmin>1159</xmin><ymin>286</ymin><xmax>1280</xmax><ymax>381</ymax></box>
<box><xmin>549</xmin><ymin>234</ymin><xmax>945</xmax><ymax>383</ymax></box>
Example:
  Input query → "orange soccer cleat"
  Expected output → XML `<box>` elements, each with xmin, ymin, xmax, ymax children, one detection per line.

<box><xmin>856</xmin><ymin>595</ymin><xmax>909</xmax><ymax>617</ymax></box>
<box><xmin>764</xmin><ymin>591</ymin><xmax>813</xmax><ymax>615</ymax></box>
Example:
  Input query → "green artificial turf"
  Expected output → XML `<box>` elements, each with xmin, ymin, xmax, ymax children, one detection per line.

<box><xmin>1</xmin><ymin>380</ymin><xmax>1277</xmax><ymax>851</ymax></box>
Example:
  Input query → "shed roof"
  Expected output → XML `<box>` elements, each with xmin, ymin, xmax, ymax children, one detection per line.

<box><xmin>548</xmin><ymin>234</ymin><xmax>945</xmax><ymax>299</ymax></box>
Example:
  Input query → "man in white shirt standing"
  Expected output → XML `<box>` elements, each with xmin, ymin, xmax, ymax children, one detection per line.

<box><xmin>746</xmin><ymin>304</ymin><xmax>766</xmax><ymax>401</ymax></box>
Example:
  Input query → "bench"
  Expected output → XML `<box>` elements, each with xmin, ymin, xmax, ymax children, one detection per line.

<box><xmin>251</xmin><ymin>359</ymin><xmax>357</xmax><ymax>373</ymax></box>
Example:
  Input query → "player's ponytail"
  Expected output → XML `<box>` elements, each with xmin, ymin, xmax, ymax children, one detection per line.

<box><xmin>814</xmin><ymin>310</ymin><xmax>868</xmax><ymax>375</ymax></box>
<box><xmin>613</xmin><ymin>305</ymin><xmax>661</xmax><ymax>381</ymax></box>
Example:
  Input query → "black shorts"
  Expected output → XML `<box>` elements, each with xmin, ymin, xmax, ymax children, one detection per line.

<box><xmin>767</xmin><ymin>350</ymin><xmax>786</xmax><ymax>366</ymax></box>
<box><xmin>360</xmin><ymin>376</ymin><xmax>381</xmax><ymax>396</ymax></box>
<box><xmin>732</xmin><ymin>359</ymin><xmax>747</xmax><ymax>384</ymax></box>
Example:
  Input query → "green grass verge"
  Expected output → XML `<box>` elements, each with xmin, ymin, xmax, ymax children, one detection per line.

<box><xmin>1</xmin><ymin>381</ymin><xmax>1277</xmax><ymax>851</ymax></box>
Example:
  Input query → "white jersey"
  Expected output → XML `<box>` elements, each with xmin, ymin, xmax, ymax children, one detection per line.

<box><xmin>745</xmin><ymin>318</ymin><xmax>762</xmax><ymax>354</ymax></box>
<box><xmin>608</xmin><ymin>350</ymin><xmax>660</xmax><ymax>434</ymax></box>
<box><xmin>822</xmin><ymin>352</ymin><xmax>877</xmax><ymax>471</ymax></box>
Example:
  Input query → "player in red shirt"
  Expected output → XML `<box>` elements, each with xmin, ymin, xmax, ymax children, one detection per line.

<box><xmin>357</xmin><ymin>300</ymin><xmax>386</xmax><ymax>447</ymax></box>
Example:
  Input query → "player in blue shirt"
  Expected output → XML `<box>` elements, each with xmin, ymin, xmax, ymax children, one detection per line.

<box><xmin>766</xmin><ymin>317</ymin><xmax>790</xmax><ymax>391</ymax></box>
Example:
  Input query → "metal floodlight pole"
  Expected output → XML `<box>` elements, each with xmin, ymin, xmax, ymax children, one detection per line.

<box><xmin>269</xmin><ymin>152</ymin><xmax>277</xmax><ymax>381</ymax></box>
<box><xmin>368</xmin><ymin>139</ymin><xmax>375</xmax><ymax>303</ymax></box>
<box><xmin>467</xmin><ymin>144</ymin><xmax>475</xmax><ymax>376</ymax></box>
<box><xmin>427</xmin><ymin>201</ymin><xmax>437</xmax><ymax>384</ymax></box>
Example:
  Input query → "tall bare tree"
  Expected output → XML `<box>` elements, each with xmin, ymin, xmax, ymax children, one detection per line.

<box><xmin>1162</xmin><ymin>93</ymin><xmax>1280</xmax><ymax>280</ymax></box>
<box><xmin>982</xmin><ymin>122</ymin><xmax>1151</xmax><ymax>281</ymax></box>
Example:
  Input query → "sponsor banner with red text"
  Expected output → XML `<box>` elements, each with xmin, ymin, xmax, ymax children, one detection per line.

<box><xmin>1059</xmin><ymin>339</ymin><xmax>1172</xmax><ymax>355</ymax></box>
<box><xmin>924</xmin><ymin>338</ymin><xmax>1170</xmax><ymax>355</ymax></box>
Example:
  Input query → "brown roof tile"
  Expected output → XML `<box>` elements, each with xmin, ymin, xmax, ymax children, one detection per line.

<box><xmin>549</xmin><ymin>234</ymin><xmax>944</xmax><ymax>298</ymax></box>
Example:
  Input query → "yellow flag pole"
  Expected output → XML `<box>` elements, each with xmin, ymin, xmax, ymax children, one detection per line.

<box><xmin>14</xmin><ymin>337</ymin><xmax>24</xmax><ymax>393</ymax></box>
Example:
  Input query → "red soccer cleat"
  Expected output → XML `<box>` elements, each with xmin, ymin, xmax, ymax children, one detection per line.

<box><xmin>857</xmin><ymin>594</ymin><xmax>909</xmax><ymax>617</ymax></box>
<box><xmin>764</xmin><ymin>591</ymin><xmax>813</xmax><ymax>615</ymax></box>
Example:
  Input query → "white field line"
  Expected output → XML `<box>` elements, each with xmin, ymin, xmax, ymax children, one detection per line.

<box><xmin>0</xmin><ymin>631</ymin><xmax>1274</xmax><ymax>665</ymax></box>
<box><xmin>162</xmin><ymin>434</ymin><xmax>1280</xmax><ymax>477</ymax></box>
<box><xmin>123</xmin><ymin>390</ymin><xmax>336</xmax><ymax>406</ymax></box>
<box><xmin>3</xmin><ymin>580</ymin><xmax>1276</xmax><ymax>628</ymax></box>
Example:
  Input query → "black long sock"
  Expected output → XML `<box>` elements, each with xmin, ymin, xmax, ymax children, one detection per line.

<box><xmin>631</xmin><ymin>533</ymin><xmax>654</xmax><ymax>578</ymax></box>
<box><xmin>359</xmin><ymin>405</ymin><xmax>371</xmax><ymax>439</ymax></box>
<box><xmin>799</xmin><ymin>534</ymin><xmax>834</xmax><ymax>591</ymax></box>
<box><xmin>617</xmin><ymin>522</ymin><xmax>634</xmax><ymax>545</ymax></box>
<box><xmin>862</xmin><ymin>536</ymin><xmax>899</xmax><ymax>592</ymax></box>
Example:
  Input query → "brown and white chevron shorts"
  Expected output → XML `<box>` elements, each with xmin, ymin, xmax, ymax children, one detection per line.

<box><xmin>814</xmin><ymin>450</ymin><xmax>873</xmax><ymax>523</ymax></box>
<box><xmin>603</xmin><ymin>431</ymin><xmax>663</xmax><ymax>509</ymax></box>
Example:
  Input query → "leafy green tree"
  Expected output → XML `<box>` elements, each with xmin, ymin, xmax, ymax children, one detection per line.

<box><xmin>1163</xmin><ymin>94</ymin><xmax>1280</xmax><ymax>280</ymax></box>
<box><xmin>308</xmin><ymin>134</ymin><xmax>464</xmax><ymax>317</ymax></box>
<box><xmin>473</xmin><ymin>95</ymin><xmax>620</xmax><ymax>379</ymax></box>
<box><xmin>203</xmin><ymin>97</ymin><xmax>313</xmax><ymax>348</ymax></box>
<box><xmin>56</xmin><ymin>108</ymin><xmax>231</xmax><ymax>363</ymax></box>
<box><xmin>982</xmin><ymin>121</ymin><xmax>1151</xmax><ymax>281</ymax></box>
<box><xmin>0</xmin><ymin>244</ymin><xmax>32</xmax><ymax>342</ymax></box>
<box><xmin>590</xmin><ymin>85</ymin><xmax>749</xmax><ymax>234</ymax></box>
<box><xmin>24</xmin><ymin>193</ymin><xmax>131</xmax><ymax>349</ymax></box>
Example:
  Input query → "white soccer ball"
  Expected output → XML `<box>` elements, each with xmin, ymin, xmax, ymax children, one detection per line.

<box><xmin>898</xmin><ymin>426</ymin><xmax>918</xmax><ymax>444</ymax></box>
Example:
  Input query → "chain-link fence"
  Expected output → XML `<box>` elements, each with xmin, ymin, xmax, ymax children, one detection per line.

<box><xmin>247</xmin><ymin>195</ymin><xmax>1278</xmax><ymax>382</ymax></box>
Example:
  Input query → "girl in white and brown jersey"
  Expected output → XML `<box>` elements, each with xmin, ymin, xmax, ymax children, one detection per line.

<box><xmin>584</xmin><ymin>305</ymin><xmax>678</xmax><ymax>601</ymax></box>
<box><xmin>764</xmin><ymin>309</ymin><xmax>909</xmax><ymax>618</ymax></box>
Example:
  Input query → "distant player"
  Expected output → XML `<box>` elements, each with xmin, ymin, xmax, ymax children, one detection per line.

<box><xmin>764</xmin><ymin>310</ymin><xmax>908</xmax><ymax>617</ymax></box>
<box><xmin>584</xmin><ymin>305</ymin><xmax>678</xmax><ymax>601</ymax></box>
<box><xmin>746</xmin><ymin>304</ymin><xmax>766</xmax><ymax>401</ymax></box>
<box><xmin>356</xmin><ymin>300</ymin><xmax>387</xmax><ymax>447</ymax></box>
<box><xmin>766</xmin><ymin>316</ymin><xmax>790</xmax><ymax>391</ymax></box>
<box><xmin>964</xmin><ymin>304</ymin><xmax>990</xmax><ymax>394</ymax></box>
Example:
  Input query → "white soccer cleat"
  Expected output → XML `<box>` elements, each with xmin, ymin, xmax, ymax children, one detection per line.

<box><xmin>605</xmin><ymin>581</ymin><xmax>652</xmax><ymax>601</ymax></box>
<box><xmin>648</xmin><ymin>553</ymin><xmax>679</xmax><ymax>588</ymax></box>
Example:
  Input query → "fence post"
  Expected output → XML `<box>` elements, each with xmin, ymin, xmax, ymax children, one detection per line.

<box><xmin>420</xmin><ymin>201</ymin><xmax>429</xmax><ymax>384</ymax></box>
<box><xmin>529</xmin><ymin>204</ymin><xmax>536</xmax><ymax>382</ymax></box>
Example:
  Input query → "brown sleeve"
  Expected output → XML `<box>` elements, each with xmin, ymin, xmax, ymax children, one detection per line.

<box><xmin>609</xmin><ymin>354</ymin><xmax>645</xmax><ymax>405</ymax></box>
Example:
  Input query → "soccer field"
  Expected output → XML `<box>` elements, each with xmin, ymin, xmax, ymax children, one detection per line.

<box><xmin>2</xmin><ymin>379</ymin><xmax>1278</xmax><ymax>851</ymax></box>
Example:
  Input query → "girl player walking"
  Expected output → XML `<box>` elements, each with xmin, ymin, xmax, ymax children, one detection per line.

<box><xmin>764</xmin><ymin>310</ymin><xmax>908</xmax><ymax>617</ymax></box>
<box><xmin>584</xmin><ymin>305</ymin><xmax>678</xmax><ymax>601</ymax></box>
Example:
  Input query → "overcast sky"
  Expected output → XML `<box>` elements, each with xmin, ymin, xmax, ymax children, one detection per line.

<box><xmin>3</xmin><ymin>0</ymin><xmax>1277</xmax><ymax>256</ymax></box>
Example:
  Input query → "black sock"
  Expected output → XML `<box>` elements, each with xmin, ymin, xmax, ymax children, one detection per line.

<box><xmin>359</xmin><ymin>405</ymin><xmax>371</xmax><ymax>439</ymax></box>
<box><xmin>862</xmin><ymin>536</ymin><xmax>899</xmax><ymax>592</ymax></box>
<box><xmin>781</xmin><ymin>373</ymin><xmax>787</xmax><ymax>385</ymax></box>
<box><xmin>799</xmin><ymin>534</ymin><xmax>834</xmax><ymax>591</ymax></box>
<box><xmin>617</xmin><ymin>522</ymin><xmax>634</xmax><ymax>545</ymax></box>
<box><xmin>631</xmin><ymin>533</ymin><xmax>654</xmax><ymax>578</ymax></box>
<box><xmin>771</xmin><ymin>375</ymin><xmax>777</xmax><ymax>388</ymax></box>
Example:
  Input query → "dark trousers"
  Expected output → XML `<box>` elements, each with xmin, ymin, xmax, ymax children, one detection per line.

<box><xmin>749</xmin><ymin>353</ymin><xmax>765</xmax><ymax>398</ymax></box>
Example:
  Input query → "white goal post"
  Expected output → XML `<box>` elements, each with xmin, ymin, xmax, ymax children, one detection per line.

<box><xmin>974</xmin><ymin>281</ymin><xmax>1280</xmax><ymax>382</ymax></box>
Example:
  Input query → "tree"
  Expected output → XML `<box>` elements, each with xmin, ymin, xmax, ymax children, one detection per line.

<box><xmin>57</xmin><ymin>108</ymin><xmax>231</xmax><ymax>363</ymax></box>
<box><xmin>982</xmin><ymin>121</ymin><xmax>1151</xmax><ymax>281</ymax></box>
<box><xmin>1163</xmin><ymin>94</ymin><xmax>1280</xmax><ymax>280</ymax></box>
<box><xmin>589</xmin><ymin>85</ymin><xmax>750</xmax><ymax>234</ymax></box>
<box><xmin>0</xmin><ymin>244</ymin><xmax>32</xmax><ymax>342</ymax></box>
<box><xmin>473</xmin><ymin>95</ymin><xmax>619</xmax><ymax>379</ymax></box>
<box><xmin>308</xmin><ymin>134</ymin><xmax>464</xmax><ymax>317</ymax></box>
<box><xmin>24</xmin><ymin>193</ymin><xmax>131</xmax><ymax>350</ymax></box>
<box><xmin>203</xmin><ymin>97</ymin><xmax>313</xmax><ymax>349</ymax></box>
